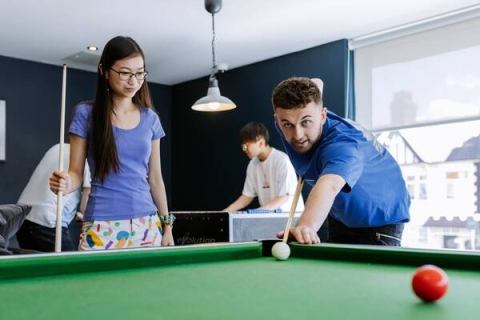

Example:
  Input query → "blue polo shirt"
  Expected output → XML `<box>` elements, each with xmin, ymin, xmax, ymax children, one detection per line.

<box><xmin>276</xmin><ymin>111</ymin><xmax>410</xmax><ymax>227</ymax></box>
<box><xmin>69</xmin><ymin>103</ymin><xmax>165</xmax><ymax>221</ymax></box>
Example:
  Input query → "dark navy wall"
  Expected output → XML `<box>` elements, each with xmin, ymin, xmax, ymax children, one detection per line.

<box><xmin>171</xmin><ymin>39</ymin><xmax>348</xmax><ymax>210</ymax></box>
<box><xmin>0</xmin><ymin>56</ymin><xmax>172</xmax><ymax>205</ymax></box>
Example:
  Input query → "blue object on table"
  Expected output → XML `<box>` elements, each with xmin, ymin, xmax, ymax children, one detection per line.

<box><xmin>246</xmin><ymin>209</ymin><xmax>283</xmax><ymax>214</ymax></box>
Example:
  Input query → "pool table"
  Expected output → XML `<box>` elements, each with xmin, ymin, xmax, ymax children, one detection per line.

<box><xmin>1</xmin><ymin>241</ymin><xmax>480</xmax><ymax>319</ymax></box>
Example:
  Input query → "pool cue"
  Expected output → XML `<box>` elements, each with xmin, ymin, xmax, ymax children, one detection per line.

<box><xmin>282</xmin><ymin>175</ymin><xmax>304</xmax><ymax>243</ymax></box>
<box><xmin>54</xmin><ymin>64</ymin><xmax>67</xmax><ymax>253</ymax></box>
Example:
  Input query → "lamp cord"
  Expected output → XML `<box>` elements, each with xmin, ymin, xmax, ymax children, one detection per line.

<box><xmin>211</xmin><ymin>13</ymin><xmax>217</xmax><ymax>78</ymax></box>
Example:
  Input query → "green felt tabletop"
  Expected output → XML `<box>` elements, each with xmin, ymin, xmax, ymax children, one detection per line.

<box><xmin>1</xmin><ymin>242</ymin><xmax>479</xmax><ymax>320</ymax></box>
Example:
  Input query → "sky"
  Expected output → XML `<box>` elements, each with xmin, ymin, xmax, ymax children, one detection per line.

<box><xmin>372</xmin><ymin>45</ymin><xmax>480</xmax><ymax>129</ymax></box>
<box><xmin>400</xmin><ymin>121</ymin><xmax>480</xmax><ymax>162</ymax></box>
<box><xmin>371</xmin><ymin>45</ymin><xmax>480</xmax><ymax>163</ymax></box>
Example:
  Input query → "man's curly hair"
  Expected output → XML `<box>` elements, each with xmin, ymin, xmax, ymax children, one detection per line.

<box><xmin>272</xmin><ymin>77</ymin><xmax>322</xmax><ymax>110</ymax></box>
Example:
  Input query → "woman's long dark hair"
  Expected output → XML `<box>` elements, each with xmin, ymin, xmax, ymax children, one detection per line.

<box><xmin>92</xmin><ymin>36</ymin><xmax>154</xmax><ymax>183</ymax></box>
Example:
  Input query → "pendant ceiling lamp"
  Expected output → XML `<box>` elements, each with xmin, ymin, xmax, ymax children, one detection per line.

<box><xmin>192</xmin><ymin>0</ymin><xmax>236</xmax><ymax>112</ymax></box>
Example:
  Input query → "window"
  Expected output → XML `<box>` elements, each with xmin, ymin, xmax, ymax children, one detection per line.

<box><xmin>352</xmin><ymin>13</ymin><xmax>480</xmax><ymax>250</ymax></box>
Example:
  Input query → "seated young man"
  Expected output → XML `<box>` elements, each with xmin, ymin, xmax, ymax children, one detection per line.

<box><xmin>223</xmin><ymin>121</ymin><xmax>304</xmax><ymax>213</ymax></box>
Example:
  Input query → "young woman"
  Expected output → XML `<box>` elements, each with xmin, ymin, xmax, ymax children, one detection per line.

<box><xmin>50</xmin><ymin>36</ymin><xmax>174</xmax><ymax>250</ymax></box>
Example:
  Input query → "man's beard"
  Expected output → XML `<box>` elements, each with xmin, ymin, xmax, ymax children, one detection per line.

<box><xmin>291</xmin><ymin>128</ymin><xmax>322</xmax><ymax>154</ymax></box>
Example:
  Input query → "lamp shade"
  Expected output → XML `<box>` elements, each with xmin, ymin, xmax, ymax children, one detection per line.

<box><xmin>191</xmin><ymin>79</ymin><xmax>236</xmax><ymax>112</ymax></box>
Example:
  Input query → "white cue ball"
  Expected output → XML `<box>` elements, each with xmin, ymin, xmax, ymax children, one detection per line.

<box><xmin>271</xmin><ymin>242</ymin><xmax>291</xmax><ymax>261</ymax></box>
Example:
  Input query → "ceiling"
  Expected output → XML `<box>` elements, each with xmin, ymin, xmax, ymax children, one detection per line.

<box><xmin>1</xmin><ymin>0</ymin><xmax>479</xmax><ymax>85</ymax></box>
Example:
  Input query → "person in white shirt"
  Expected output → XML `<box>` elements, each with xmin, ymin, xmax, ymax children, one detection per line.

<box><xmin>223</xmin><ymin>122</ymin><xmax>304</xmax><ymax>213</ymax></box>
<box><xmin>16</xmin><ymin>143</ymin><xmax>91</xmax><ymax>252</ymax></box>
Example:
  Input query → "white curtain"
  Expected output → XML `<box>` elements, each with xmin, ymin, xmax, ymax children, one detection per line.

<box><xmin>353</xmin><ymin>15</ymin><xmax>480</xmax><ymax>131</ymax></box>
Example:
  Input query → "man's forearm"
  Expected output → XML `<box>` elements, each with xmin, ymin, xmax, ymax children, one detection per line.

<box><xmin>296</xmin><ymin>174</ymin><xmax>344</xmax><ymax>231</ymax></box>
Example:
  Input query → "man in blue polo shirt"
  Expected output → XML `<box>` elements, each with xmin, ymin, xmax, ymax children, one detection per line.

<box><xmin>271</xmin><ymin>77</ymin><xmax>410</xmax><ymax>246</ymax></box>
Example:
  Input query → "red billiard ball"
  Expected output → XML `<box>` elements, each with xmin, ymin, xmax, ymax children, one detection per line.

<box><xmin>411</xmin><ymin>264</ymin><xmax>448</xmax><ymax>302</ymax></box>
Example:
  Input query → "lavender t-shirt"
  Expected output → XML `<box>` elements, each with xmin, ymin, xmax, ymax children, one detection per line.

<box><xmin>69</xmin><ymin>103</ymin><xmax>165</xmax><ymax>221</ymax></box>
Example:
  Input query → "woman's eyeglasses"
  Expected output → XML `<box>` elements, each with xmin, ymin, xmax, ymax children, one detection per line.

<box><xmin>110</xmin><ymin>68</ymin><xmax>148</xmax><ymax>81</ymax></box>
